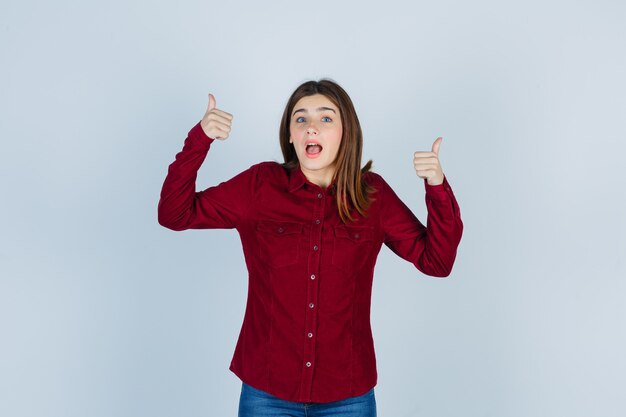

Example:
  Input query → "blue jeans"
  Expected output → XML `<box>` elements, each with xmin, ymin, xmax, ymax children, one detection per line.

<box><xmin>238</xmin><ymin>383</ymin><xmax>377</xmax><ymax>417</ymax></box>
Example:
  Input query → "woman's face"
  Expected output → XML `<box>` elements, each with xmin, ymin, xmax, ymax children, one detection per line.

<box><xmin>289</xmin><ymin>94</ymin><xmax>343</xmax><ymax>183</ymax></box>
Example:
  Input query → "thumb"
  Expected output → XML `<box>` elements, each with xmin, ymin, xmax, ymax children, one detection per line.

<box><xmin>207</xmin><ymin>93</ymin><xmax>216</xmax><ymax>112</ymax></box>
<box><xmin>432</xmin><ymin>136</ymin><xmax>443</xmax><ymax>155</ymax></box>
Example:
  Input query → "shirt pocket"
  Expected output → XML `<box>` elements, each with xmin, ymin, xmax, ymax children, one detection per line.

<box><xmin>331</xmin><ymin>225</ymin><xmax>375</xmax><ymax>273</ymax></box>
<box><xmin>256</xmin><ymin>220</ymin><xmax>304</xmax><ymax>268</ymax></box>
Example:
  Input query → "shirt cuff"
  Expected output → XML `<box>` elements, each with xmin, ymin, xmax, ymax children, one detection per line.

<box><xmin>424</xmin><ymin>176</ymin><xmax>453</xmax><ymax>200</ymax></box>
<box><xmin>188</xmin><ymin>121</ymin><xmax>216</xmax><ymax>147</ymax></box>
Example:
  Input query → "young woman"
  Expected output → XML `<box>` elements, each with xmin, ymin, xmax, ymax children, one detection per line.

<box><xmin>158</xmin><ymin>79</ymin><xmax>463</xmax><ymax>417</ymax></box>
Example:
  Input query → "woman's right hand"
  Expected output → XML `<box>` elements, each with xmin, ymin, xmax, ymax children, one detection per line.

<box><xmin>200</xmin><ymin>93</ymin><xmax>233</xmax><ymax>140</ymax></box>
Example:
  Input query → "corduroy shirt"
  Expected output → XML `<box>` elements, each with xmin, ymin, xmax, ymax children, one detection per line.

<box><xmin>158</xmin><ymin>122</ymin><xmax>463</xmax><ymax>403</ymax></box>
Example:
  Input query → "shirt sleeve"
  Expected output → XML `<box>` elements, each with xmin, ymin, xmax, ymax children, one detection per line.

<box><xmin>381</xmin><ymin>175</ymin><xmax>463</xmax><ymax>277</ymax></box>
<box><xmin>157</xmin><ymin>122</ymin><xmax>259</xmax><ymax>231</ymax></box>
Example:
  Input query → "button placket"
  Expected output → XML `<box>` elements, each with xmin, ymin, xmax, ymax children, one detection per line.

<box><xmin>300</xmin><ymin>188</ymin><xmax>325</xmax><ymax>397</ymax></box>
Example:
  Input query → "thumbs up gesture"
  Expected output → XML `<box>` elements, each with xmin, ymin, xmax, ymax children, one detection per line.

<box><xmin>200</xmin><ymin>93</ymin><xmax>234</xmax><ymax>140</ymax></box>
<box><xmin>413</xmin><ymin>137</ymin><xmax>445</xmax><ymax>186</ymax></box>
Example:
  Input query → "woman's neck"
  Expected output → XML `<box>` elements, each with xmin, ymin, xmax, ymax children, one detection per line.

<box><xmin>300</xmin><ymin>165</ymin><xmax>336</xmax><ymax>189</ymax></box>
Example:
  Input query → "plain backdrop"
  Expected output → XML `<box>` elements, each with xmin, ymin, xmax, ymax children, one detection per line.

<box><xmin>1</xmin><ymin>1</ymin><xmax>625</xmax><ymax>416</ymax></box>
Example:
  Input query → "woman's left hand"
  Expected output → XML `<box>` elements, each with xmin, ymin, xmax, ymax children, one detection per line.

<box><xmin>414</xmin><ymin>137</ymin><xmax>445</xmax><ymax>186</ymax></box>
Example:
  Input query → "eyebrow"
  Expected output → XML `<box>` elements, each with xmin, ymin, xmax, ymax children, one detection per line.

<box><xmin>292</xmin><ymin>106</ymin><xmax>337</xmax><ymax>116</ymax></box>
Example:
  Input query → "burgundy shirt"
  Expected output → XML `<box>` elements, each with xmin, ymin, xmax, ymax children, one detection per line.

<box><xmin>158</xmin><ymin>122</ymin><xmax>463</xmax><ymax>403</ymax></box>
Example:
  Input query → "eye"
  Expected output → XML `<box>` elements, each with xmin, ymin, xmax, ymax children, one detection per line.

<box><xmin>296</xmin><ymin>116</ymin><xmax>305</xmax><ymax>123</ymax></box>
<box><xmin>322</xmin><ymin>116</ymin><xmax>332</xmax><ymax>122</ymax></box>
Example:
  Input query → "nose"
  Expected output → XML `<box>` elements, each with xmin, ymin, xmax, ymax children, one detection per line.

<box><xmin>306</xmin><ymin>123</ymin><xmax>318</xmax><ymax>135</ymax></box>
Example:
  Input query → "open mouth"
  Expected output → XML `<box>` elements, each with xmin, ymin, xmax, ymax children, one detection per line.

<box><xmin>305</xmin><ymin>143</ymin><xmax>323</xmax><ymax>155</ymax></box>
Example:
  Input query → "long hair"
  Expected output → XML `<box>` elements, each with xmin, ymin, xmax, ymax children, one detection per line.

<box><xmin>279</xmin><ymin>79</ymin><xmax>376</xmax><ymax>223</ymax></box>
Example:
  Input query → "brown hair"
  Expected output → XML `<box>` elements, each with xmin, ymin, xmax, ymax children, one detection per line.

<box><xmin>279</xmin><ymin>79</ymin><xmax>376</xmax><ymax>223</ymax></box>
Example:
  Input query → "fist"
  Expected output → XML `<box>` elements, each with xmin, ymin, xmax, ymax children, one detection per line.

<box><xmin>200</xmin><ymin>93</ymin><xmax>233</xmax><ymax>140</ymax></box>
<box><xmin>413</xmin><ymin>137</ymin><xmax>445</xmax><ymax>186</ymax></box>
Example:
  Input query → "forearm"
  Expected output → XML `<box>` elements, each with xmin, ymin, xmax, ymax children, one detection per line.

<box><xmin>417</xmin><ymin>176</ymin><xmax>463</xmax><ymax>276</ymax></box>
<box><xmin>158</xmin><ymin>122</ymin><xmax>213</xmax><ymax>230</ymax></box>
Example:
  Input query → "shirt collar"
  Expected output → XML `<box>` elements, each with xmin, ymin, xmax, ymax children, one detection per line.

<box><xmin>288</xmin><ymin>164</ymin><xmax>307</xmax><ymax>193</ymax></box>
<box><xmin>287</xmin><ymin>164</ymin><xmax>337</xmax><ymax>194</ymax></box>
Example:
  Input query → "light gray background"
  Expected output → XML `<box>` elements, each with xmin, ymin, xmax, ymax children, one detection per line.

<box><xmin>1</xmin><ymin>1</ymin><xmax>625</xmax><ymax>416</ymax></box>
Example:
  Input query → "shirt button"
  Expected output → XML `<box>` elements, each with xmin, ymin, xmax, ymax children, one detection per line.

<box><xmin>307</xmin><ymin>332</ymin><xmax>313</xmax><ymax>338</ymax></box>
<box><xmin>315</xmin><ymin>219</ymin><xmax>320</xmax><ymax>224</ymax></box>
<box><xmin>306</xmin><ymin>362</ymin><xmax>312</xmax><ymax>367</ymax></box>
<box><xmin>310</xmin><ymin>274</ymin><xmax>316</xmax><ymax>280</ymax></box>
<box><xmin>309</xmin><ymin>303</ymin><xmax>314</xmax><ymax>308</ymax></box>
<box><xmin>313</xmin><ymin>245</ymin><xmax>318</xmax><ymax>251</ymax></box>
<box><xmin>354</xmin><ymin>233</ymin><xmax>360</xmax><ymax>239</ymax></box>
<box><xmin>277</xmin><ymin>227</ymin><xmax>284</xmax><ymax>233</ymax></box>
<box><xmin>317</xmin><ymin>193</ymin><xmax>322</xmax><ymax>199</ymax></box>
